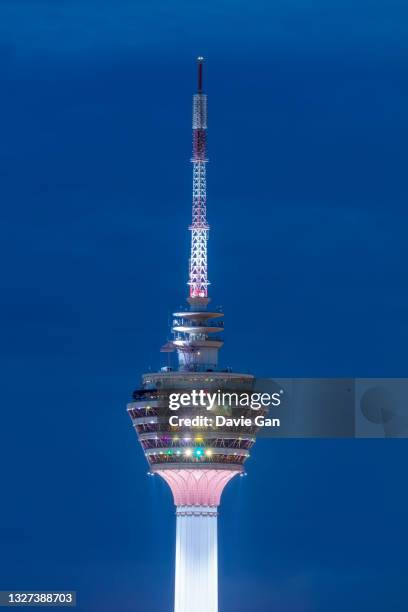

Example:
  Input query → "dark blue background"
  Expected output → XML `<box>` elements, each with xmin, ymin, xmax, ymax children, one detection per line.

<box><xmin>1</xmin><ymin>1</ymin><xmax>407</xmax><ymax>610</ymax></box>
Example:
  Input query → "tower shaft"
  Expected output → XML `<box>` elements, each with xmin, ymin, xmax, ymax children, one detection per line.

<box><xmin>175</xmin><ymin>507</ymin><xmax>217</xmax><ymax>612</ymax></box>
<box><xmin>157</xmin><ymin>468</ymin><xmax>238</xmax><ymax>612</ymax></box>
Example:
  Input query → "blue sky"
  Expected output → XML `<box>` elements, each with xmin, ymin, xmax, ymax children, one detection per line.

<box><xmin>1</xmin><ymin>1</ymin><xmax>408</xmax><ymax>611</ymax></box>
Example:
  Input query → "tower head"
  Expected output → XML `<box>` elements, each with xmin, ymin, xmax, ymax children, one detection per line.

<box><xmin>128</xmin><ymin>370</ymin><xmax>259</xmax><ymax>492</ymax></box>
<box><xmin>127</xmin><ymin>59</ymin><xmax>263</xmax><ymax>509</ymax></box>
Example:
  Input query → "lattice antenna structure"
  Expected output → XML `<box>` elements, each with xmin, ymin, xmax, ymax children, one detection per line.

<box><xmin>188</xmin><ymin>56</ymin><xmax>209</xmax><ymax>300</ymax></box>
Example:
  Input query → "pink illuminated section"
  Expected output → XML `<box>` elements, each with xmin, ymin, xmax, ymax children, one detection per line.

<box><xmin>156</xmin><ymin>469</ymin><xmax>239</xmax><ymax>506</ymax></box>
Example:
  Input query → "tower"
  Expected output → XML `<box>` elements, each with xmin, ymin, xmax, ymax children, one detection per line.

<box><xmin>128</xmin><ymin>58</ymin><xmax>259</xmax><ymax>612</ymax></box>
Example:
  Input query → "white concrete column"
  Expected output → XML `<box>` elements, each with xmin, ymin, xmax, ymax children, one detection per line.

<box><xmin>175</xmin><ymin>506</ymin><xmax>218</xmax><ymax>612</ymax></box>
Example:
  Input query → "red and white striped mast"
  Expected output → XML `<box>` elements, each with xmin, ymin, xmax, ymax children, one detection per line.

<box><xmin>188</xmin><ymin>56</ymin><xmax>209</xmax><ymax>304</ymax></box>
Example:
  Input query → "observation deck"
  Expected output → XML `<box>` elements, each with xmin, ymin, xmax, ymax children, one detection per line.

<box><xmin>128</xmin><ymin>371</ymin><xmax>263</xmax><ymax>473</ymax></box>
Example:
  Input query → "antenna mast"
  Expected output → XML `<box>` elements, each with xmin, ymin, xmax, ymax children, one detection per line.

<box><xmin>188</xmin><ymin>56</ymin><xmax>209</xmax><ymax>302</ymax></box>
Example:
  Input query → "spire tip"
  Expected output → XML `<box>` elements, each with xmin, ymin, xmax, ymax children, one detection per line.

<box><xmin>197</xmin><ymin>57</ymin><xmax>204</xmax><ymax>93</ymax></box>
